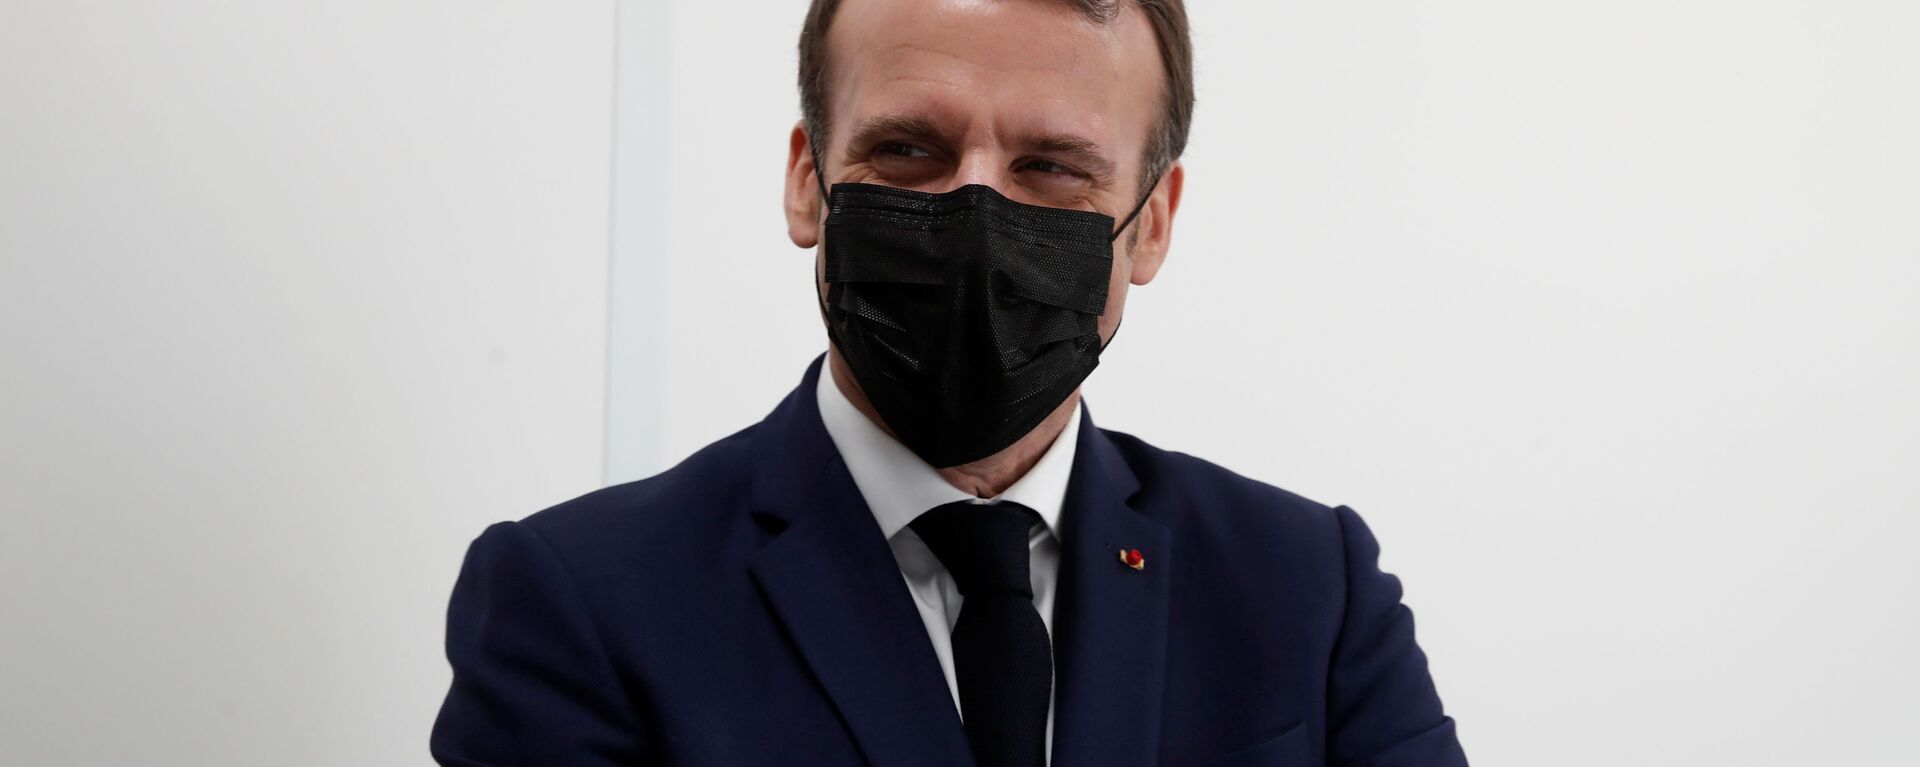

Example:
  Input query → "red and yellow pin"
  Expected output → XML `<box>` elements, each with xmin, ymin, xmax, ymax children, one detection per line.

<box><xmin>1118</xmin><ymin>547</ymin><xmax>1146</xmax><ymax>571</ymax></box>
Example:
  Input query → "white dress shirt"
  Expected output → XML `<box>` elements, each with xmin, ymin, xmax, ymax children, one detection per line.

<box><xmin>816</xmin><ymin>363</ymin><xmax>1079</xmax><ymax>764</ymax></box>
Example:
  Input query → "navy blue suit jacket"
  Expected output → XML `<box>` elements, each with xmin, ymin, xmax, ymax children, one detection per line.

<box><xmin>432</xmin><ymin>356</ymin><xmax>1467</xmax><ymax>766</ymax></box>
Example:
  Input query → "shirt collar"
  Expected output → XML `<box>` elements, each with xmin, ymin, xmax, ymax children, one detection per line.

<box><xmin>815</xmin><ymin>360</ymin><xmax>1079</xmax><ymax>542</ymax></box>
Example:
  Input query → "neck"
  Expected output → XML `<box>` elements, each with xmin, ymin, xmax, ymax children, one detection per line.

<box><xmin>827</xmin><ymin>348</ymin><xmax>1078</xmax><ymax>499</ymax></box>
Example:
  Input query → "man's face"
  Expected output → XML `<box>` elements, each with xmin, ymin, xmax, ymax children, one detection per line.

<box><xmin>785</xmin><ymin>0</ymin><xmax>1185</xmax><ymax>346</ymax></box>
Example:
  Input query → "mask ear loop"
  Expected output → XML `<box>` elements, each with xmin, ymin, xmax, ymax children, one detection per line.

<box><xmin>1109</xmin><ymin>173</ymin><xmax>1161</xmax><ymax>242</ymax></box>
<box><xmin>809</xmin><ymin>139</ymin><xmax>832</xmax><ymax>210</ymax></box>
<box><xmin>1098</xmin><ymin>173</ymin><xmax>1162</xmax><ymax>350</ymax></box>
<box><xmin>810</xmin><ymin>138</ymin><xmax>835</xmax><ymax>325</ymax></box>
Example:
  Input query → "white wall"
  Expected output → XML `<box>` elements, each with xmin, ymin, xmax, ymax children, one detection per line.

<box><xmin>614</xmin><ymin>1</ymin><xmax>1920</xmax><ymax>765</ymax></box>
<box><xmin>0</xmin><ymin>2</ymin><xmax>614</xmax><ymax>765</ymax></box>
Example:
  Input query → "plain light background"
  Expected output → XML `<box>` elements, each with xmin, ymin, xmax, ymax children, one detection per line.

<box><xmin>2</xmin><ymin>1</ymin><xmax>1915</xmax><ymax>765</ymax></box>
<box><xmin>1</xmin><ymin>2</ymin><xmax>613</xmax><ymax>764</ymax></box>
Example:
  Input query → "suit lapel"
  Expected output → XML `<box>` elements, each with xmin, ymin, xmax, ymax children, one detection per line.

<box><xmin>744</xmin><ymin>358</ymin><xmax>1170</xmax><ymax>767</ymax></box>
<box><xmin>1049</xmin><ymin>404</ymin><xmax>1172</xmax><ymax>767</ymax></box>
<box><xmin>746</xmin><ymin>356</ymin><xmax>974</xmax><ymax>767</ymax></box>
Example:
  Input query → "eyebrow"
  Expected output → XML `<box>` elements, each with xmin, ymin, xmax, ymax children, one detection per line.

<box><xmin>843</xmin><ymin>112</ymin><xmax>1120</xmax><ymax>185</ymax></box>
<box><xmin>843</xmin><ymin>113</ymin><xmax>952</xmax><ymax>158</ymax></box>
<box><xmin>1024</xmin><ymin>133</ymin><xmax>1118</xmax><ymax>185</ymax></box>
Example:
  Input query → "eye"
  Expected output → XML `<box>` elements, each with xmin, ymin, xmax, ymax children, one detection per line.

<box><xmin>867</xmin><ymin>141</ymin><xmax>944</xmax><ymax>185</ymax></box>
<box><xmin>876</xmin><ymin>142</ymin><xmax>932</xmax><ymax>159</ymax></box>
<box><xmin>1020</xmin><ymin>158</ymin><xmax>1082</xmax><ymax>177</ymax></box>
<box><xmin>1016</xmin><ymin>157</ymin><xmax>1093</xmax><ymax>204</ymax></box>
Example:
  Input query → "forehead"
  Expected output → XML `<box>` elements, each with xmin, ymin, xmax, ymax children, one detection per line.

<box><xmin>825</xmin><ymin>0</ymin><xmax>1163</xmax><ymax>157</ymax></box>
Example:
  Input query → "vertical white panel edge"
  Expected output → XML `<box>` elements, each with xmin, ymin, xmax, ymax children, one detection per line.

<box><xmin>606</xmin><ymin>0</ymin><xmax>671</xmax><ymax>484</ymax></box>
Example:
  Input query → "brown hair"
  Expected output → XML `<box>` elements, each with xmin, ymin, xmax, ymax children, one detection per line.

<box><xmin>798</xmin><ymin>0</ymin><xmax>1193</xmax><ymax>197</ymax></box>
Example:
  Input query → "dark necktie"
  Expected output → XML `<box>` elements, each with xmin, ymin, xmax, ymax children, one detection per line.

<box><xmin>910</xmin><ymin>500</ymin><xmax>1051</xmax><ymax>767</ymax></box>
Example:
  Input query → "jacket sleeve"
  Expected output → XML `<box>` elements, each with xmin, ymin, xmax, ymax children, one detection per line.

<box><xmin>431</xmin><ymin>521</ymin><xmax>646</xmax><ymax>766</ymax></box>
<box><xmin>1327</xmin><ymin>505</ymin><xmax>1469</xmax><ymax>767</ymax></box>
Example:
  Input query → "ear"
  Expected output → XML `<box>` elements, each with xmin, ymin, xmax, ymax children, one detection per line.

<box><xmin>1128</xmin><ymin>161</ymin><xmax>1184</xmax><ymax>286</ymax></box>
<box><xmin>784</xmin><ymin>122</ymin><xmax>824</xmax><ymax>249</ymax></box>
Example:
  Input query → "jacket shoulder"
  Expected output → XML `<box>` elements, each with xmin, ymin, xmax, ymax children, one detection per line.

<box><xmin>512</xmin><ymin>423</ymin><xmax>764</xmax><ymax>570</ymax></box>
<box><xmin>1100</xmin><ymin>426</ymin><xmax>1344</xmax><ymax>538</ymax></box>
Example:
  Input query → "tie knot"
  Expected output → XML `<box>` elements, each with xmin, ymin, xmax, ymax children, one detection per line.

<box><xmin>909</xmin><ymin>501</ymin><xmax>1039</xmax><ymax>598</ymax></box>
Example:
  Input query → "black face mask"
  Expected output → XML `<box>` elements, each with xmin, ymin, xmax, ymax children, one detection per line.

<box><xmin>814</xmin><ymin>169</ymin><xmax>1153</xmax><ymax>468</ymax></box>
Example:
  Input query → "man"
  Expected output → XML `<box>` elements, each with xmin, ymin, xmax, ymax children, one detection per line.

<box><xmin>431</xmin><ymin>0</ymin><xmax>1468</xmax><ymax>764</ymax></box>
